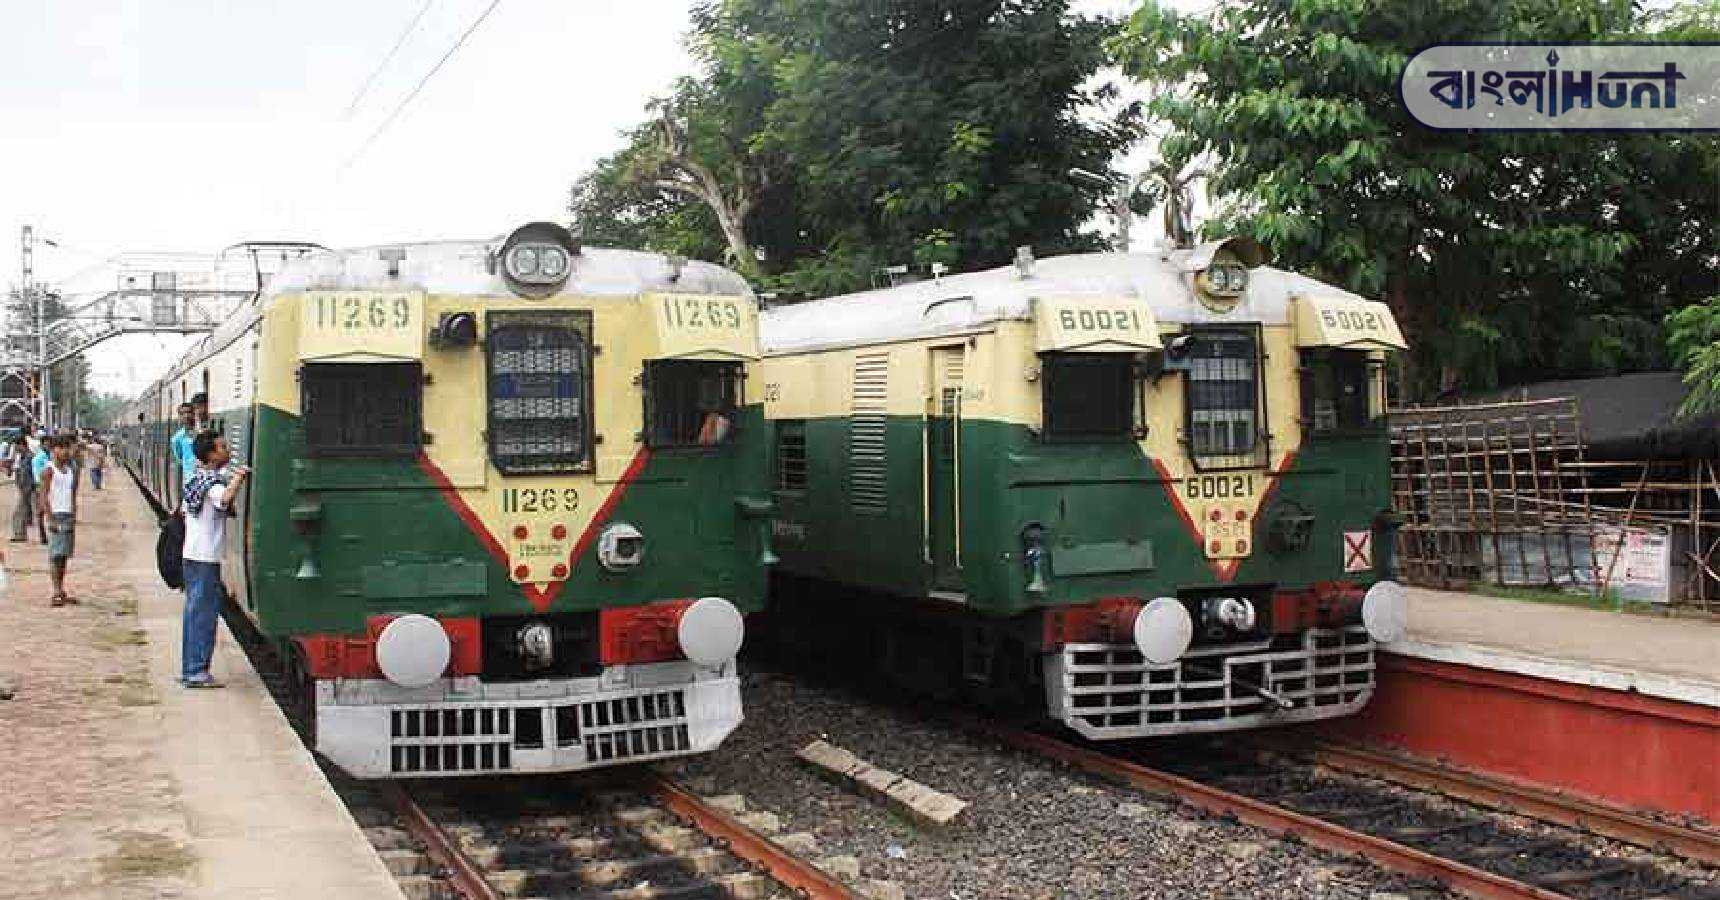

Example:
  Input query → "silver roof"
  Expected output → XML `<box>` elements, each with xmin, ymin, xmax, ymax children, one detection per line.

<box><xmin>761</xmin><ymin>248</ymin><xmax>1372</xmax><ymax>355</ymax></box>
<box><xmin>267</xmin><ymin>240</ymin><xmax>752</xmax><ymax>298</ymax></box>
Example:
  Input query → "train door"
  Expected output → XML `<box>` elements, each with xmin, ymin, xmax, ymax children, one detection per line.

<box><xmin>928</xmin><ymin>345</ymin><xmax>964</xmax><ymax>592</ymax></box>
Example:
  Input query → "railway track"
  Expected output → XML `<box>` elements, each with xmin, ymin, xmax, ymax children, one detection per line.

<box><xmin>216</xmin><ymin>565</ymin><xmax>852</xmax><ymax>900</ymax></box>
<box><xmin>970</xmin><ymin>720</ymin><xmax>1718</xmax><ymax>900</ymax></box>
<box><xmin>365</xmin><ymin>773</ymin><xmax>853</xmax><ymax>900</ymax></box>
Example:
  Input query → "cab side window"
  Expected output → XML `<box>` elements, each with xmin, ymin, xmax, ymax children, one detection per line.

<box><xmin>1300</xmin><ymin>349</ymin><xmax>1375</xmax><ymax>432</ymax></box>
<box><xmin>301</xmin><ymin>362</ymin><xmax>421</xmax><ymax>456</ymax></box>
<box><xmin>644</xmin><ymin>360</ymin><xmax>742</xmax><ymax>448</ymax></box>
<box><xmin>1041</xmin><ymin>353</ymin><xmax>1136</xmax><ymax>440</ymax></box>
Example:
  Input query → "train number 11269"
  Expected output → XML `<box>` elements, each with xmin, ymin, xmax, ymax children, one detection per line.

<box><xmin>501</xmin><ymin>487</ymin><xmax>580</xmax><ymax>514</ymax></box>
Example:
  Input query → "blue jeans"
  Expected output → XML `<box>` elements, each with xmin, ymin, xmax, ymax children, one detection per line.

<box><xmin>181</xmin><ymin>560</ymin><xmax>223</xmax><ymax>682</ymax></box>
<box><xmin>90</xmin><ymin>467</ymin><xmax>102</xmax><ymax>489</ymax></box>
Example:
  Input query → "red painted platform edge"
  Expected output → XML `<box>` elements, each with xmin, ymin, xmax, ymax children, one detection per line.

<box><xmin>1327</xmin><ymin>653</ymin><xmax>1720</xmax><ymax>823</ymax></box>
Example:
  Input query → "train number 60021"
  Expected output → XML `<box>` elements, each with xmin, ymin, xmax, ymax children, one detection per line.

<box><xmin>1185</xmin><ymin>474</ymin><xmax>1256</xmax><ymax>500</ymax></box>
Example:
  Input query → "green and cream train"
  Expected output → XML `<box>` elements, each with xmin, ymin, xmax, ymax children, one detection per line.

<box><xmin>758</xmin><ymin>239</ymin><xmax>1409</xmax><ymax>737</ymax></box>
<box><xmin>117</xmin><ymin>223</ymin><xmax>773</xmax><ymax>777</ymax></box>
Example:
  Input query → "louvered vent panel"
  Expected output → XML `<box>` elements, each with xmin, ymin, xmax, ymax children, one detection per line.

<box><xmin>849</xmin><ymin>352</ymin><xmax>890</xmax><ymax>514</ymax></box>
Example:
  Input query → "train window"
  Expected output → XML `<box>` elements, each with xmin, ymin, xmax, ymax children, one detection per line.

<box><xmin>1300</xmin><ymin>349</ymin><xmax>1374</xmax><ymax>432</ymax></box>
<box><xmin>1186</xmin><ymin>328</ymin><xmax>1263</xmax><ymax>468</ymax></box>
<box><xmin>775</xmin><ymin>420</ymin><xmax>807</xmax><ymax>492</ymax></box>
<box><xmin>643</xmin><ymin>360</ymin><xmax>741</xmax><ymax>448</ymax></box>
<box><xmin>301</xmin><ymin>362</ymin><xmax>422</xmax><ymax>456</ymax></box>
<box><xmin>1042</xmin><ymin>353</ymin><xmax>1136</xmax><ymax>439</ymax></box>
<box><xmin>487</xmin><ymin>311</ymin><xmax>593</xmax><ymax>474</ymax></box>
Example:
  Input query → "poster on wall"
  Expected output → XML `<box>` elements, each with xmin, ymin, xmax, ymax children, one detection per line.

<box><xmin>1593</xmin><ymin>524</ymin><xmax>1672</xmax><ymax>604</ymax></box>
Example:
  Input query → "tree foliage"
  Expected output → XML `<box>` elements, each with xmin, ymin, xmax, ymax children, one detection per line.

<box><xmin>1114</xmin><ymin>0</ymin><xmax>1718</xmax><ymax>396</ymax></box>
<box><xmin>570</xmin><ymin>0</ymin><xmax>1134</xmax><ymax>295</ymax></box>
<box><xmin>1666</xmin><ymin>296</ymin><xmax>1720</xmax><ymax>417</ymax></box>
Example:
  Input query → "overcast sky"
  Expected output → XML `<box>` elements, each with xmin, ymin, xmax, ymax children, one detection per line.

<box><xmin>0</xmin><ymin>0</ymin><xmax>1149</xmax><ymax>393</ymax></box>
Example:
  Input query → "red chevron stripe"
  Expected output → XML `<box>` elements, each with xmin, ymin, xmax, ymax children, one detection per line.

<box><xmin>416</xmin><ymin>448</ymin><xmax>653</xmax><ymax>613</ymax></box>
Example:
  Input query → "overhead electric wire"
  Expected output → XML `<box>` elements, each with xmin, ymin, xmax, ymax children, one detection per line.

<box><xmin>341</xmin><ymin>0</ymin><xmax>503</xmax><ymax>171</ymax></box>
<box><xmin>342</xmin><ymin>0</ymin><xmax>436</xmax><ymax>119</ymax></box>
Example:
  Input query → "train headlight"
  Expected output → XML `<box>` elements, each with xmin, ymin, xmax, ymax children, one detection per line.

<box><xmin>677</xmin><ymin>597</ymin><xmax>745</xmax><ymax>666</ymax></box>
<box><xmin>1132</xmin><ymin>597</ymin><xmax>1194</xmax><ymax>665</ymax></box>
<box><xmin>1226</xmin><ymin>265</ymin><xmax>1248</xmax><ymax>292</ymax></box>
<box><xmin>509</xmin><ymin>245</ymin><xmax>540</xmax><ymax>277</ymax></box>
<box><xmin>1208</xmin><ymin>266</ymin><xmax>1230</xmax><ymax>291</ymax></box>
<box><xmin>375</xmin><ymin>614</ymin><xmax>451</xmax><ymax>688</ymax></box>
<box><xmin>495</xmin><ymin>221</ymin><xmax>579</xmax><ymax>298</ymax></box>
<box><xmin>1362</xmin><ymin>579</ymin><xmax>1408</xmax><ymax>643</ymax></box>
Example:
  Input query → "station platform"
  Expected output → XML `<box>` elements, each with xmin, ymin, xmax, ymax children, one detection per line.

<box><xmin>0</xmin><ymin>474</ymin><xmax>402</xmax><ymax>899</ymax></box>
<box><xmin>1328</xmin><ymin>586</ymin><xmax>1719</xmax><ymax>822</ymax></box>
<box><xmin>1393</xmin><ymin>586</ymin><xmax>1719</xmax><ymax>707</ymax></box>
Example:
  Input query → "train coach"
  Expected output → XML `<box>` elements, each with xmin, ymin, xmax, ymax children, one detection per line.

<box><xmin>117</xmin><ymin>223</ymin><xmax>773</xmax><ymax>777</ymax></box>
<box><xmin>757</xmin><ymin>239</ymin><xmax>1409</xmax><ymax>737</ymax></box>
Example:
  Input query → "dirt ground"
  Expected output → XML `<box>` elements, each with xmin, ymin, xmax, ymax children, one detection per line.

<box><xmin>0</xmin><ymin>476</ymin><xmax>197</xmax><ymax>900</ymax></box>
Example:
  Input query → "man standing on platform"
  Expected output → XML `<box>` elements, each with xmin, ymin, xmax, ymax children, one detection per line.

<box><xmin>36</xmin><ymin>436</ymin><xmax>77</xmax><ymax>606</ymax></box>
<box><xmin>170</xmin><ymin>402</ymin><xmax>197</xmax><ymax>493</ymax></box>
<box><xmin>9</xmin><ymin>434</ymin><xmax>36</xmax><ymax>542</ymax></box>
<box><xmin>85</xmin><ymin>434</ymin><xmax>106</xmax><ymax>491</ymax></box>
<box><xmin>180</xmin><ymin>432</ymin><xmax>249</xmax><ymax>688</ymax></box>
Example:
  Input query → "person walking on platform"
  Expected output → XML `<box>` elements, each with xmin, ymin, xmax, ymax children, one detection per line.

<box><xmin>86</xmin><ymin>435</ymin><xmax>106</xmax><ymax>491</ymax></box>
<box><xmin>29</xmin><ymin>438</ymin><xmax>50</xmax><ymax>544</ymax></box>
<box><xmin>9</xmin><ymin>435</ymin><xmax>36</xmax><ymax>542</ymax></box>
<box><xmin>36</xmin><ymin>436</ymin><xmax>78</xmax><ymax>606</ymax></box>
<box><xmin>180</xmin><ymin>432</ymin><xmax>249</xmax><ymax>688</ymax></box>
<box><xmin>170</xmin><ymin>402</ymin><xmax>197</xmax><ymax>492</ymax></box>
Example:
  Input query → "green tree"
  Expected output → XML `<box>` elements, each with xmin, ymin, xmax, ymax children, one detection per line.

<box><xmin>571</xmin><ymin>0</ymin><xmax>1134</xmax><ymax>295</ymax></box>
<box><xmin>1114</xmin><ymin>0</ymin><xmax>1718</xmax><ymax>396</ymax></box>
<box><xmin>1666</xmin><ymin>297</ymin><xmax>1720</xmax><ymax>417</ymax></box>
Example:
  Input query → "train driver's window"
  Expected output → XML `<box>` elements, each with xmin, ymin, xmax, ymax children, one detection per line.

<box><xmin>1186</xmin><ymin>328</ymin><xmax>1262</xmax><ymax>467</ymax></box>
<box><xmin>487</xmin><ymin>311</ymin><xmax>592</xmax><ymax>474</ymax></box>
<box><xmin>1299</xmin><ymin>349</ymin><xmax>1374</xmax><ymax>432</ymax></box>
<box><xmin>301</xmin><ymin>362</ymin><xmax>422</xmax><ymax>456</ymax></box>
<box><xmin>1041</xmin><ymin>353</ymin><xmax>1135</xmax><ymax>440</ymax></box>
<box><xmin>644</xmin><ymin>360</ymin><xmax>741</xmax><ymax>448</ymax></box>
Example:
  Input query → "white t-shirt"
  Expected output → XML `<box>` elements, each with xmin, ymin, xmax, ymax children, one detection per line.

<box><xmin>182</xmin><ymin>481</ymin><xmax>230</xmax><ymax>564</ymax></box>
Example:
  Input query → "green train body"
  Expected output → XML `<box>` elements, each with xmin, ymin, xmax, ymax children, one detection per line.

<box><xmin>757</xmin><ymin>240</ymin><xmax>1409</xmax><ymax>737</ymax></box>
<box><xmin>117</xmin><ymin>225</ymin><xmax>773</xmax><ymax>776</ymax></box>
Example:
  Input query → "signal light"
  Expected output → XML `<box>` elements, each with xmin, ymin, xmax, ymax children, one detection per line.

<box><xmin>551</xmin><ymin>524</ymin><xmax>567</xmax><ymax>540</ymax></box>
<box><xmin>1235</xmin><ymin>510</ymin><xmax>1247</xmax><ymax>521</ymax></box>
<box><xmin>1209</xmin><ymin>509</ymin><xmax>1222</xmax><ymax>522</ymax></box>
<box><xmin>513</xmin><ymin>525</ymin><xmax>529</xmax><ymax>540</ymax></box>
<box><xmin>513</xmin><ymin>564</ymin><xmax>530</xmax><ymax>580</ymax></box>
<box><xmin>1209</xmin><ymin>540</ymin><xmax>1222</xmax><ymax>554</ymax></box>
<box><xmin>551</xmin><ymin>563</ymin><xmax>568</xmax><ymax>579</ymax></box>
<box><xmin>1235</xmin><ymin>540</ymin><xmax>1248</xmax><ymax>553</ymax></box>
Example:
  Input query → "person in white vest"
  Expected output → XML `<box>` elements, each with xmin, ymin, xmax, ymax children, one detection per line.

<box><xmin>35</xmin><ymin>435</ymin><xmax>78</xmax><ymax>606</ymax></box>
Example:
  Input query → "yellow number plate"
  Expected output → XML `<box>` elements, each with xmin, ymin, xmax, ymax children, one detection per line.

<box><xmin>300</xmin><ymin>292</ymin><xmax>424</xmax><ymax>361</ymax></box>
<box><xmin>649</xmin><ymin>293</ymin><xmax>759</xmax><ymax>360</ymax></box>
<box><xmin>1036</xmin><ymin>297</ymin><xmax>1161</xmax><ymax>353</ymax></box>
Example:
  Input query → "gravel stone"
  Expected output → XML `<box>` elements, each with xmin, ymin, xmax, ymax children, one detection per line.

<box><xmin>678</xmin><ymin>669</ymin><xmax>1455</xmax><ymax>899</ymax></box>
<box><xmin>815</xmin><ymin>854</ymin><xmax>862</xmax><ymax>879</ymax></box>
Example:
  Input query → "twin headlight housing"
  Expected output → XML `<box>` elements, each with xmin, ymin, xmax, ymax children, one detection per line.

<box><xmin>1202</xmin><ymin>262</ymin><xmax>1250</xmax><ymax>295</ymax></box>
<box><xmin>496</xmin><ymin>221</ymin><xmax>579</xmax><ymax>298</ymax></box>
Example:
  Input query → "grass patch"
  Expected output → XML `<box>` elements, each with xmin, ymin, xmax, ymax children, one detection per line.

<box><xmin>1473</xmin><ymin>583</ymin><xmax>1662</xmax><ymax>615</ymax></box>
<box><xmin>100</xmin><ymin>831</ymin><xmax>194</xmax><ymax>879</ymax></box>
<box><xmin>94</xmin><ymin>626</ymin><xmax>147</xmax><ymax>647</ymax></box>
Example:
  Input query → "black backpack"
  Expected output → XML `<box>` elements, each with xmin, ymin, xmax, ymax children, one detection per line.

<box><xmin>156</xmin><ymin>513</ymin><xmax>185</xmax><ymax>589</ymax></box>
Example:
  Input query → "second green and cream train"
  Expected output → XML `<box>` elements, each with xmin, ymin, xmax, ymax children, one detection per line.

<box><xmin>757</xmin><ymin>239</ymin><xmax>1409</xmax><ymax>737</ymax></box>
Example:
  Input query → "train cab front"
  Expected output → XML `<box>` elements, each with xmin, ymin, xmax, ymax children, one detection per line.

<box><xmin>254</xmin><ymin>223</ymin><xmax>768</xmax><ymax>778</ymax></box>
<box><xmin>1025</xmin><ymin>239</ymin><xmax>1409</xmax><ymax>738</ymax></box>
